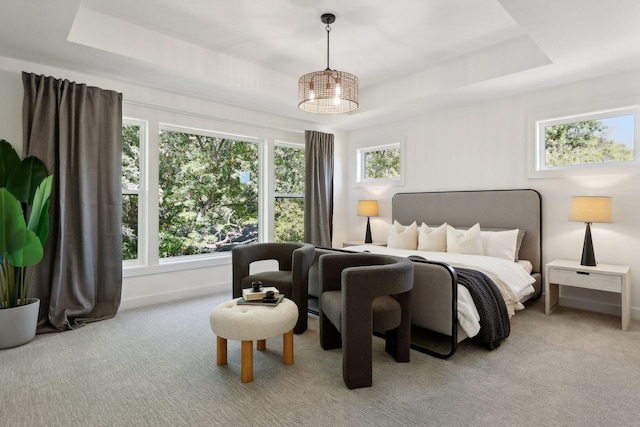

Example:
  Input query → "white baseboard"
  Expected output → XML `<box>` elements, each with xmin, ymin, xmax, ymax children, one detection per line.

<box><xmin>119</xmin><ymin>282</ymin><xmax>230</xmax><ymax>311</ymax></box>
<box><xmin>558</xmin><ymin>296</ymin><xmax>640</xmax><ymax>320</ymax></box>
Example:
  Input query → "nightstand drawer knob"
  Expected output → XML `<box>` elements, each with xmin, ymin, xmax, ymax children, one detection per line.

<box><xmin>576</xmin><ymin>271</ymin><xmax>590</xmax><ymax>275</ymax></box>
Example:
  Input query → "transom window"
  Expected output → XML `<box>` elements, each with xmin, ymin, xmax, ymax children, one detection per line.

<box><xmin>354</xmin><ymin>139</ymin><xmax>405</xmax><ymax>186</ymax></box>
<box><xmin>535</xmin><ymin>106</ymin><xmax>638</xmax><ymax>174</ymax></box>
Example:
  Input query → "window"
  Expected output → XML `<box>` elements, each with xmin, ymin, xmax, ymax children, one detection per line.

<box><xmin>120</xmin><ymin>107</ymin><xmax>304</xmax><ymax>272</ymax></box>
<box><xmin>274</xmin><ymin>143</ymin><xmax>304</xmax><ymax>242</ymax></box>
<box><xmin>122</xmin><ymin>119</ymin><xmax>145</xmax><ymax>261</ymax></box>
<box><xmin>158</xmin><ymin>127</ymin><xmax>259</xmax><ymax>257</ymax></box>
<box><xmin>534</xmin><ymin>106</ymin><xmax>638</xmax><ymax>175</ymax></box>
<box><xmin>354</xmin><ymin>139</ymin><xmax>405</xmax><ymax>186</ymax></box>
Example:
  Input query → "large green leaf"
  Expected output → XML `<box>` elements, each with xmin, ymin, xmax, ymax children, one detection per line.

<box><xmin>7</xmin><ymin>156</ymin><xmax>48</xmax><ymax>204</ymax></box>
<box><xmin>0</xmin><ymin>139</ymin><xmax>21</xmax><ymax>187</ymax></box>
<box><xmin>27</xmin><ymin>175</ymin><xmax>53</xmax><ymax>241</ymax></box>
<box><xmin>6</xmin><ymin>229</ymin><xmax>43</xmax><ymax>267</ymax></box>
<box><xmin>34</xmin><ymin>199</ymin><xmax>50</xmax><ymax>247</ymax></box>
<box><xmin>0</xmin><ymin>189</ymin><xmax>27</xmax><ymax>255</ymax></box>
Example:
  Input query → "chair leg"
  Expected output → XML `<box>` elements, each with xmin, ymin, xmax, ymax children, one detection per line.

<box><xmin>385</xmin><ymin>329</ymin><xmax>397</xmax><ymax>359</ymax></box>
<box><xmin>319</xmin><ymin>312</ymin><xmax>342</xmax><ymax>350</ymax></box>
<box><xmin>342</xmin><ymin>317</ymin><xmax>373</xmax><ymax>389</ymax></box>
<box><xmin>294</xmin><ymin>316</ymin><xmax>307</xmax><ymax>334</ymax></box>
<box><xmin>385</xmin><ymin>326</ymin><xmax>410</xmax><ymax>362</ymax></box>
<box><xmin>294</xmin><ymin>297</ymin><xmax>308</xmax><ymax>334</ymax></box>
<box><xmin>396</xmin><ymin>291</ymin><xmax>412</xmax><ymax>362</ymax></box>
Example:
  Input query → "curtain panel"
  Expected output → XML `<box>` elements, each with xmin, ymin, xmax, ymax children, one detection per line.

<box><xmin>22</xmin><ymin>72</ymin><xmax>123</xmax><ymax>332</ymax></box>
<box><xmin>304</xmin><ymin>130</ymin><xmax>334</xmax><ymax>247</ymax></box>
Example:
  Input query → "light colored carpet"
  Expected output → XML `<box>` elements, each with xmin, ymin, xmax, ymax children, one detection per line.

<box><xmin>2</xmin><ymin>293</ymin><xmax>639</xmax><ymax>427</ymax></box>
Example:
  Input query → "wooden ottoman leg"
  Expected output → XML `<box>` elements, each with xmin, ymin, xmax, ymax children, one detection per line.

<box><xmin>216</xmin><ymin>336</ymin><xmax>227</xmax><ymax>365</ymax></box>
<box><xmin>257</xmin><ymin>339</ymin><xmax>266</xmax><ymax>351</ymax></box>
<box><xmin>283</xmin><ymin>329</ymin><xmax>294</xmax><ymax>365</ymax></box>
<box><xmin>241</xmin><ymin>340</ymin><xmax>253</xmax><ymax>383</ymax></box>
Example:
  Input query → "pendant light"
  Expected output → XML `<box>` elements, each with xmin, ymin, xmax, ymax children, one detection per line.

<box><xmin>298</xmin><ymin>13</ymin><xmax>359</xmax><ymax>114</ymax></box>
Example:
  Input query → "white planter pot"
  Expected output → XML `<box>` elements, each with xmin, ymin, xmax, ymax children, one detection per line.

<box><xmin>0</xmin><ymin>298</ymin><xmax>40</xmax><ymax>350</ymax></box>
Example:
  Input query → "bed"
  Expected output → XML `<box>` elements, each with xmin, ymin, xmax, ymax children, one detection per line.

<box><xmin>308</xmin><ymin>189</ymin><xmax>542</xmax><ymax>358</ymax></box>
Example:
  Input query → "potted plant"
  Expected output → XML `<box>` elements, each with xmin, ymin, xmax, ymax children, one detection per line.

<box><xmin>0</xmin><ymin>139</ymin><xmax>53</xmax><ymax>349</ymax></box>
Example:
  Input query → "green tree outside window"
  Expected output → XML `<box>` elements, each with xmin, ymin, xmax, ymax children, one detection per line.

<box><xmin>545</xmin><ymin>117</ymin><xmax>634</xmax><ymax>167</ymax></box>
<box><xmin>158</xmin><ymin>130</ymin><xmax>259</xmax><ymax>256</ymax></box>
<box><xmin>122</xmin><ymin>123</ymin><xmax>141</xmax><ymax>261</ymax></box>
<box><xmin>364</xmin><ymin>148</ymin><xmax>400</xmax><ymax>180</ymax></box>
<box><xmin>274</xmin><ymin>145</ymin><xmax>304</xmax><ymax>242</ymax></box>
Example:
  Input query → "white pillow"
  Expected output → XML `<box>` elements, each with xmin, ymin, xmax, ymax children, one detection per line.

<box><xmin>418</xmin><ymin>223</ymin><xmax>447</xmax><ymax>252</ymax></box>
<box><xmin>387</xmin><ymin>220</ymin><xmax>418</xmax><ymax>250</ymax></box>
<box><xmin>481</xmin><ymin>229</ymin><xmax>519</xmax><ymax>261</ymax></box>
<box><xmin>446</xmin><ymin>223</ymin><xmax>483</xmax><ymax>255</ymax></box>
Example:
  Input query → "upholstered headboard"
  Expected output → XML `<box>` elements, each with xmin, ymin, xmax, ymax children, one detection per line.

<box><xmin>392</xmin><ymin>189</ymin><xmax>542</xmax><ymax>275</ymax></box>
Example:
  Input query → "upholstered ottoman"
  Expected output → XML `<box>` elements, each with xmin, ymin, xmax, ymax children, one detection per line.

<box><xmin>209</xmin><ymin>298</ymin><xmax>299</xmax><ymax>383</ymax></box>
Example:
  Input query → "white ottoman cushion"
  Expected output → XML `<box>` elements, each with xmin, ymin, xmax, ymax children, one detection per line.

<box><xmin>210</xmin><ymin>298</ymin><xmax>299</xmax><ymax>341</ymax></box>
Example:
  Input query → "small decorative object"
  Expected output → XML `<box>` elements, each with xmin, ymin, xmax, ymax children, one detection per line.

<box><xmin>251</xmin><ymin>281</ymin><xmax>263</xmax><ymax>292</ymax></box>
<box><xmin>237</xmin><ymin>292</ymin><xmax>285</xmax><ymax>306</ymax></box>
<box><xmin>263</xmin><ymin>290</ymin><xmax>277</xmax><ymax>303</ymax></box>
<box><xmin>569</xmin><ymin>196</ymin><xmax>612</xmax><ymax>266</ymax></box>
<box><xmin>242</xmin><ymin>286</ymin><xmax>280</xmax><ymax>301</ymax></box>
<box><xmin>357</xmin><ymin>200</ymin><xmax>379</xmax><ymax>244</ymax></box>
<box><xmin>0</xmin><ymin>139</ymin><xmax>54</xmax><ymax>349</ymax></box>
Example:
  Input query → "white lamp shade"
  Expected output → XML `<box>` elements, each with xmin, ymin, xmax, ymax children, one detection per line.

<box><xmin>570</xmin><ymin>196</ymin><xmax>612</xmax><ymax>223</ymax></box>
<box><xmin>357</xmin><ymin>200</ymin><xmax>379</xmax><ymax>217</ymax></box>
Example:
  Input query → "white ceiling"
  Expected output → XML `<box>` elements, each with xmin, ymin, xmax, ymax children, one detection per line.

<box><xmin>1</xmin><ymin>0</ymin><xmax>640</xmax><ymax>131</ymax></box>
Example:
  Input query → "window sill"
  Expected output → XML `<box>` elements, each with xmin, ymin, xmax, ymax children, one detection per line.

<box><xmin>123</xmin><ymin>253</ymin><xmax>232</xmax><ymax>278</ymax></box>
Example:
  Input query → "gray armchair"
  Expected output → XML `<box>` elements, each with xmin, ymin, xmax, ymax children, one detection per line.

<box><xmin>232</xmin><ymin>242</ymin><xmax>315</xmax><ymax>334</ymax></box>
<box><xmin>318</xmin><ymin>252</ymin><xmax>414</xmax><ymax>389</ymax></box>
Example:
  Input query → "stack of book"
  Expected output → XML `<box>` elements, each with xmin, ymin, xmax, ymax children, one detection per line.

<box><xmin>238</xmin><ymin>286</ymin><xmax>284</xmax><ymax>306</ymax></box>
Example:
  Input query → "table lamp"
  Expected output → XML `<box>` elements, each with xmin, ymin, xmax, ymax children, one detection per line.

<box><xmin>357</xmin><ymin>200</ymin><xmax>379</xmax><ymax>244</ymax></box>
<box><xmin>569</xmin><ymin>196</ymin><xmax>612</xmax><ymax>266</ymax></box>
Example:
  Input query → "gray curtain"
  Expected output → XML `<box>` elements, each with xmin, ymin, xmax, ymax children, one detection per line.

<box><xmin>22</xmin><ymin>72</ymin><xmax>123</xmax><ymax>332</ymax></box>
<box><xmin>304</xmin><ymin>130</ymin><xmax>334</xmax><ymax>247</ymax></box>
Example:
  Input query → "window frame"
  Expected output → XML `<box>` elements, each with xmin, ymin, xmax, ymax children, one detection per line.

<box><xmin>273</xmin><ymin>141</ymin><xmax>305</xmax><ymax>243</ymax></box>
<box><xmin>353</xmin><ymin>138</ymin><xmax>405</xmax><ymax>187</ymax></box>
<box><xmin>122</xmin><ymin>117</ymin><xmax>147</xmax><ymax>266</ymax></box>
<box><xmin>529</xmin><ymin>104</ymin><xmax>640</xmax><ymax>178</ymax></box>
<box><xmin>120</xmin><ymin>103</ymin><xmax>305</xmax><ymax>277</ymax></box>
<box><xmin>274</xmin><ymin>141</ymin><xmax>304</xmax><ymax>199</ymax></box>
<box><xmin>157</xmin><ymin>123</ymin><xmax>263</xmax><ymax>261</ymax></box>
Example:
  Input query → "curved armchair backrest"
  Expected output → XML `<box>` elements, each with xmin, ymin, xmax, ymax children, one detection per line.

<box><xmin>231</xmin><ymin>242</ymin><xmax>315</xmax><ymax>334</ymax></box>
<box><xmin>233</xmin><ymin>242</ymin><xmax>306</xmax><ymax>271</ymax></box>
<box><xmin>308</xmin><ymin>247</ymin><xmax>356</xmax><ymax>298</ymax></box>
<box><xmin>291</xmin><ymin>244</ymin><xmax>316</xmax><ymax>296</ymax></box>
<box><xmin>319</xmin><ymin>253</ymin><xmax>413</xmax><ymax>297</ymax></box>
<box><xmin>233</xmin><ymin>243</ymin><xmax>312</xmax><ymax>293</ymax></box>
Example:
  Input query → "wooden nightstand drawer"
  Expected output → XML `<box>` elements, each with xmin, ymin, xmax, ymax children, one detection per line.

<box><xmin>548</xmin><ymin>268</ymin><xmax>621</xmax><ymax>293</ymax></box>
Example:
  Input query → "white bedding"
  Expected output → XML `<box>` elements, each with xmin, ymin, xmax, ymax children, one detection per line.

<box><xmin>346</xmin><ymin>245</ymin><xmax>536</xmax><ymax>337</ymax></box>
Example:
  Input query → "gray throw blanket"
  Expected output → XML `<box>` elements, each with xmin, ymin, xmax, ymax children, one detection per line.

<box><xmin>455</xmin><ymin>267</ymin><xmax>510</xmax><ymax>350</ymax></box>
<box><xmin>406</xmin><ymin>255</ymin><xmax>510</xmax><ymax>350</ymax></box>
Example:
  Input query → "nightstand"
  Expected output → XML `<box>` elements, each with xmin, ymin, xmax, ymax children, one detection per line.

<box><xmin>342</xmin><ymin>241</ymin><xmax>387</xmax><ymax>248</ymax></box>
<box><xmin>545</xmin><ymin>259</ymin><xmax>631</xmax><ymax>330</ymax></box>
